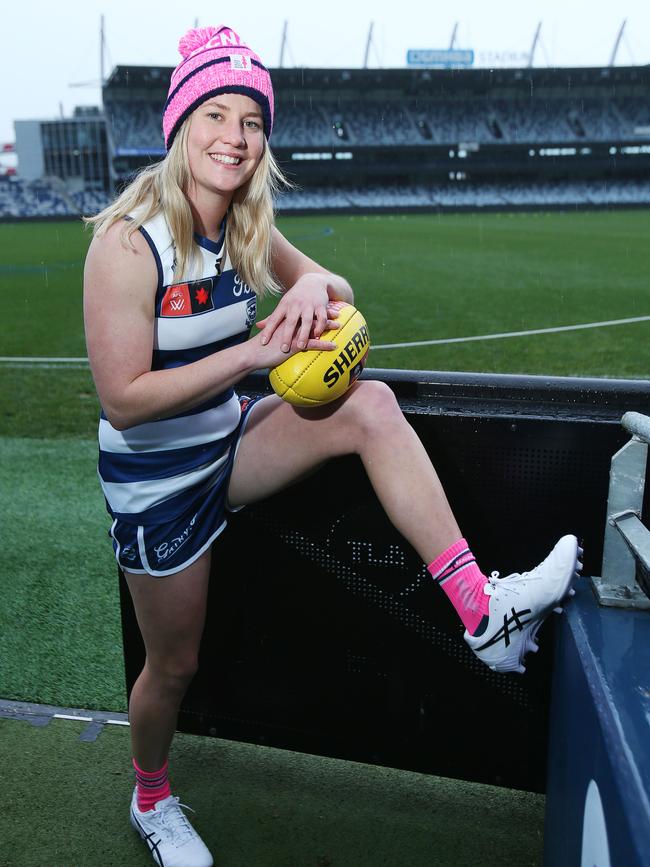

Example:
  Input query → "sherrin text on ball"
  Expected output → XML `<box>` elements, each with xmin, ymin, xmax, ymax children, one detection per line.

<box><xmin>269</xmin><ymin>303</ymin><xmax>370</xmax><ymax>407</ymax></box>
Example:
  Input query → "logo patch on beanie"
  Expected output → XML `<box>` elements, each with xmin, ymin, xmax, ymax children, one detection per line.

<box><xmin>230</xmin><ymin>54</ymin><xmax>252</xmax><ymax>72</ymax></box>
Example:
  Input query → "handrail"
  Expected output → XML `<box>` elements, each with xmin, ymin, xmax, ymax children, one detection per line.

<box><xmin>622</xmin><ymin>411</ymin><xmax>650</xmax><ymax>444</ymax></box>
<box><xmin>593</xmin><ymin>411</ymin><xmax>650</xmax><ymax>608</ymax></box>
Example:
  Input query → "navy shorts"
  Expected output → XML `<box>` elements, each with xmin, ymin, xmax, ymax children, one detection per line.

<box><xmin>109</xmin><ymin>395</ymin><xmax>263</xmax><ymax>577</ymax></box>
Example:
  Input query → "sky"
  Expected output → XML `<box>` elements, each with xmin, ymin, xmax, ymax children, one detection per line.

<box><xmin>1</xmin><ymin>0</ymin><xmax>649</xmax><ymax>144</ymax></box>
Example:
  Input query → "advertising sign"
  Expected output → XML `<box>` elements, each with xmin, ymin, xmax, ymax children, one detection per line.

<box><xmin>407</xmin><ymin>49</ymin><xmax>474</xmax><ymax>68</ymax></box>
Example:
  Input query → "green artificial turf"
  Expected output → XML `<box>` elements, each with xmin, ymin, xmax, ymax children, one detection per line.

<box><xmin>0</xmin><ymin>437</ymin><xmax>125</xmax><ymax>711</ymax></box>
<box><xmin>0</xmin><ymin>717</ymin><xmax>545</xmax><ymax>866</ymax></box>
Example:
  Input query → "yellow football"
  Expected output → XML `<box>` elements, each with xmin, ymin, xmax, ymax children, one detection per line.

<box><xmin>269</xmin><ymin>303</ymin><xmax>370</xmax><ymax>407</ymax></box>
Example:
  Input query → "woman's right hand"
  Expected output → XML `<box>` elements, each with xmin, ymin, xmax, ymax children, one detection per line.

<box><xmin>248</xmin><ymin>314</ymin><xmax>338</xmax><ymax>371</ymax></box>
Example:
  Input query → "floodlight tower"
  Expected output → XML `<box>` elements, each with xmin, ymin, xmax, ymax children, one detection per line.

<box><xmin>609</xmin><ymin>19</ymin><xmax>627</xmax><ymax>66</ymax></box>
<box><xmin>68</xmin><ymin>14</ymin><xmax>107</xmax><ymax>89</ymax></box>
<box><xmin>363</xmin><ymin>22</ymin><xmax>374</xmax><ymax>68</ymax></box>
<box><xmin>279</xmin><ymin>21</ymin><xmax>288</xmax><ymax>68</ymax></box>
<box><xmin>100</xmin><ymin>15</ymin><xmax>106</xmax><ymax>86</ymax></box>
<box><xmin>528</xmin><ymin>21</ymin><xmax>542</xmax><ymax>67</ymax></box>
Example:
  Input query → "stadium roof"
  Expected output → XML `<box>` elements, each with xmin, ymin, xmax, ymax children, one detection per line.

<box><xmin>105</xmin><ymin>63</ymin><xmax>650</xmax><ymax>97</ymax></box>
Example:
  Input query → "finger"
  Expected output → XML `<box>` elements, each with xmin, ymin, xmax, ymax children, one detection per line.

<box><xmin>309</xmin><ymin>318</ymin><xmax>339</xmax><ymax>341</ymax></box>
<box><xmin>311</xmin><ymin>305</ymin><xmax>328</xmax><ymax>339</ymax></box>
<box><xmin>296</xmin><ymin>309</ymin><xmax>315</xmax><ymax>349</ymax></box>
<box><xmin>256</xmin><ymin>316</ymin><xmax>268</xmax><ymax>330</ymax></box>
<box><xmin>306</xmin><ymin>337</ymin><xmax>337</xmax><ymax>351</ymax></box>
<box><xmin>281</xmin><ymin>310</ymin><xmax>302</xmax><ymax>353</ymax></box>
<box><xmin>260</xmin><ymin>312</ymin><xmax>281</xmax><ymax>344</ymax></box>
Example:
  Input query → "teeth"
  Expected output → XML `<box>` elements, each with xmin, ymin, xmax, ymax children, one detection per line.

<box><xmin>210</xmin><ymin>154</ymin><xmax>241</xmax><ymax>165</ymax></box>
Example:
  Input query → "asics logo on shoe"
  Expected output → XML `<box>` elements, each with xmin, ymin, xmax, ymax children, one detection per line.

<box><xmin>144</xmin><ymin>830</ymin><xmax>163</xmax><ymax>861</ymax></box>
<box><xmin>476</xmin><ymin>606</ymin><xmax>533</xmax><ymax>650</ymax></box>
<box><xmin>131</xmin><ymin>813</ymin><xmax>163</xmax><ymax>862</ymax></box>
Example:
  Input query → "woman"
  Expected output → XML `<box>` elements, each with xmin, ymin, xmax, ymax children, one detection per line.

<box><xmin>84</xmin><ymin>25</ymin><xmax>581</xmax><ymax>867</ymax></box>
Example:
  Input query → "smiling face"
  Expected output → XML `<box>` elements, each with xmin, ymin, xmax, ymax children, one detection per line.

<box><xmin>185</xmin><ymin>92</ymin><xmax>265</xmax><ymax>213</ymax></box>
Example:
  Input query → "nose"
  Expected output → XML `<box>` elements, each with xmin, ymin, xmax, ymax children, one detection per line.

<box><xmin>220</xmin><ymin>118</ymin><xmax>246</xmax><ymax>148</ymax></box>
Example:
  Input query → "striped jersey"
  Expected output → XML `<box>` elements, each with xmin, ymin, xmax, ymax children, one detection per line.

<box><xmin>97</xmin><ymin>211</ymin><xmax>257</xmax><ymax>525</ymax></box>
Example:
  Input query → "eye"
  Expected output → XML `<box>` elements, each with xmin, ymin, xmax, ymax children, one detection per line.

<box><xmin>207</xmin><ymin>111</ymin><xmax>223</xmax><ymax>121</ymax></box>
<box><xmin>244</xmin><ymin>119</ymin><xmax>261</xmax><ymax>130</ymax></box>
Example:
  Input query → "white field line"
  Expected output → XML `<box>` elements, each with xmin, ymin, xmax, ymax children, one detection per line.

<box><xmin>0</xmin><ymin>356</ymin><xmax>89</xmax><ymax>365</ymax></box>
<box><xmin>54</xmin><ymin>714</ymin><xmax>93</xmax><ymax>722</ymax></box>
<box><xmin>371</xmin><ymin>315</ymin><xmax>650</xmax><ymax>351</ymax></box>
<box><xmin>52</xmin><ymin>714</ymin><xmax>130</xmax><ymax>727</ymax></box>
<box><xmin>0</xmin><ymin>698</ymin><xmax>130</xmax><ymax>727</ymax></box>
<box><xmin>1</xmin><ymin>315</ymin><xmax>649</xmax><ymax>363</ymax></box>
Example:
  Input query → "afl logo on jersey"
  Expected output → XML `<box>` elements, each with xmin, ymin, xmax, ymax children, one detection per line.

<box><xmin>161</xmin><ymin>278</ymin><xmax>216</xmax><ymax>317</ymax></box>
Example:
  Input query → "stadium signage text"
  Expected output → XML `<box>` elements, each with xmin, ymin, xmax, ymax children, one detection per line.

<box><xmin>407</xmin><ymin>49</ymin><xmax>474</xmax><ymax>68</ymax></box>
<box><xmin>477</xmin><ymin>50</ymin><xmax>530</xmax><ymax>67</ymax></box>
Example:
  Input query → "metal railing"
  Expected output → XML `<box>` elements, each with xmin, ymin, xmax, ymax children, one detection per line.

<box><xmin>592</xmin><ymin>411</ymin><xmax>650</xmax><ymax>609</ymax></box>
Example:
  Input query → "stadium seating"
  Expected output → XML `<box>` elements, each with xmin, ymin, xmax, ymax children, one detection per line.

<box><xmin>7</xmin><ymin>73</ymin><xmax>650</xmax><ymax>217</ymax></box>
<box><xmin>71</xmin><ymin>189</ymin><xmax>112</xmax><ymax>216</ymax></box>
<box><xmin>4</xmin><ymin>174</ymin><xmax>650</xmax><ymax>218</ymax></box>
<box><xmin>615</xmin><ymin>98</ymin><xmax>650</xmax><ymax>132</ymax></box>
<box><xmin>272</xmin><ymin>105</ymin><xmax>336</xmax><ymax>147</ymax></box>
<box><xmin>105</xmin><ymin>100</ymin><xmax>165</xmax><ymax>151</ymax></box>
<box><xmin>0</xmin><ymin>178</ymin><xmax>77</xmax><ymax>218</ymax></box>
<box><xmin>269</xmin><ymin>96</ymin><xmax>640</xmax><ymax>148</ymax></box>
<box><xmin>275</xmin><ymin>178</ymin><xmax>650</xmax><ymax>211</ymax></box>
<box><xmin>0</xmin><ymin>178</ymin><xmax>115</xmax><ymax>219</ymax></box>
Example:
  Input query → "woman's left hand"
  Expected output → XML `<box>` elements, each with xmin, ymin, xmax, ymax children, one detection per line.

<box><xmin>256</xmin><ymin>274</ymin><xmax>341</xmax><ymax>353</ymax></box>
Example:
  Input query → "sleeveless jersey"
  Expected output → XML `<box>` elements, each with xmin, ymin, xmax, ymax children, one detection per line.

<box><xmin>97</xmin><ymin>212</ymin><xmax>257</xmax><ymax>525</ymax></box>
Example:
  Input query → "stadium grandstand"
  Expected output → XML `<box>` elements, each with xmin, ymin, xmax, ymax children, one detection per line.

<box><xmin>3</xmin><ymin>63</ymin><xmax>650</xmax><ymax>218</ymax></box>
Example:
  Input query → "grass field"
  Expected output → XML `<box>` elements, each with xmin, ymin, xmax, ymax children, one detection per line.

<box><xmin>1</xmin><ymin>210</ymin><xmax>649</xmax><ymax>441</ymax></box>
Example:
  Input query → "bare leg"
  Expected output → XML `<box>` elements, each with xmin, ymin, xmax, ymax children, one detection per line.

<box><xmin>230</xmin><ymin>382</ymin><xmax>461</xmax><ymax>564</ymax></box>
<box><xmin>125</xmin><ymin>549</ymin><xmax>211</xmax><ymax>771</ymax></box>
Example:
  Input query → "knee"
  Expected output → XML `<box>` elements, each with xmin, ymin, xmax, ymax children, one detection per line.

<box><xmin>343</xmin><ymin>380</ymin><xmax>404</xmax><ymax>441</ymax></box>
<box><xmin>145</xmin><ymin>653</ymin><xmax>199</xmax><ymax>694</ymax></box>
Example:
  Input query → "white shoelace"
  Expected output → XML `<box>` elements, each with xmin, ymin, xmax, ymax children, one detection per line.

<box><xmin>488</xmin><ymin>569</ymin><xmax>533</xmax><ymax>594</ymax></box>
<box><xmin>157</xmin><ymin>797</ymin><xmax>197</xmax><ymax>845</ymax></box>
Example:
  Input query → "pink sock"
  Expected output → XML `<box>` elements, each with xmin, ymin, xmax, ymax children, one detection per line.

<box><xmin>133</xmin><ymin>759</ymin><xmax>171</xmax><ymax>812</ymax></box>
<box><xmin>427</xmin><ymin>538</ymin><xmax>490</xmax><ymax>635</ymax></box>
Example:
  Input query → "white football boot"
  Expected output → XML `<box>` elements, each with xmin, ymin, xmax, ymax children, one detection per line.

<box><xmin>464</xmin><ymin>535</ymin><xmax>582</xmax><ymax>674</ymax></box>
<box><xmin>130</xmin><ymin>789</ymin><xmax>214</xmax><ymax>867</ymax></box>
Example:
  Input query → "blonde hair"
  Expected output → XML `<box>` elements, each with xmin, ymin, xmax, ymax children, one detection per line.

<box><xmin>86</xmin><ymin>118</ymin><xmax>289</xmax><ymax>296</ymax></box>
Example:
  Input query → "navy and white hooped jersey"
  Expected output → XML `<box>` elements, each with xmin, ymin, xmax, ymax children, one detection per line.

<box><xmin>97</xmin><ymin>211</ymin><xmax>257</xmax><ymax>526</ymax></box>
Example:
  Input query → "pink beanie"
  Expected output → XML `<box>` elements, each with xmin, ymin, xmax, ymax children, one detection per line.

<box><xmin>163</xmin><ymin>25</ymin><xmax>274</xmax><ymax>150</ymax></box>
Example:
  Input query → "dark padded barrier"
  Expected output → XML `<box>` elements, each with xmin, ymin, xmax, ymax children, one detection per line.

<box><xmin>119</xmin><ymin>369</ymin><xmax>650</xmax><ymax>793</ymax></box>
